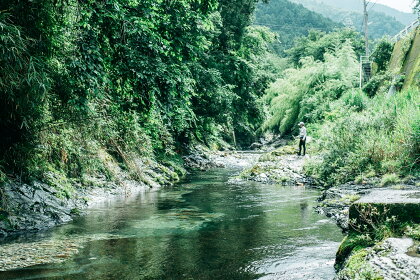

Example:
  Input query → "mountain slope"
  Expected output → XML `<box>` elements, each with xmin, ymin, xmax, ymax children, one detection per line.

<box><xmin>301</xmin><ymin>0</ymin><xmax>417</xmax><ymax>25</ymax></box>
<box><xmin>290</xmin><ymin>0</ymin><xmax>407</xmax><ymax>39</ymax></box>
<box><xmin>254</xmin><ymin>0</ymin><xmax>341</xmax><ymax>54</ymax></box>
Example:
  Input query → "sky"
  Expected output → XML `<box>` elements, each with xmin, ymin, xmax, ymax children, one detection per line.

<box><xmin>373</xmin><ymin>0</ymin><xmax>415</xmax><ymax>13</ymax></box>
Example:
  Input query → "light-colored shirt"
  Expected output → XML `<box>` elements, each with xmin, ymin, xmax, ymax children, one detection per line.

<box><xmin>299</xmin><ymin>127</ymin><xmax>307</xmax><ymax>141</ymax></box>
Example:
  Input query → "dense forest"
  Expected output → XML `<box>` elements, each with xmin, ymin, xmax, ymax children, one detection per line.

<box><xmin>290</xmin><ymin>0</ymin><xmax>407</xmax><ymax>40</ymax></box>
<box><xmin>1</xmin><ymin>0</ymin><xmax>418</xmax><ymax>199</ymax></box>
<box><xmin>254</xmin><ymin>0</ymin><xmax>341</xmax><ymax>54</ymax></box>
<box><xmin>0</xmin><ymin>0</ymin><xmax>277</xmax><ymax>186</ymax></box>
<box><xmin>1</xmin><ymin>0</ymin><xmax>418</xmax><ymax>200</ymax></box>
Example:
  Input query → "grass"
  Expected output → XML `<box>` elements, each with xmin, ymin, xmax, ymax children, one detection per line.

<box><xmin>380</xmin><ymin>174</ymin><xmax>400</xmax><ymax>187</ymax></box>
<box><xmin>405</xmin><ymin>224</ymin><xmax>420</xmax><ymax>240</ymax></box>
<box><xmin>305</xmin><ymin>88</ymin><xmax>420</xmax><ymax>186</ymax></box>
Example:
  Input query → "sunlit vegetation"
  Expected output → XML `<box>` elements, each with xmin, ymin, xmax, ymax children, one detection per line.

<box><xmin>261</xmin><ymin>28</ymin><xmax>419</xmax><ymax>186</ymax></box>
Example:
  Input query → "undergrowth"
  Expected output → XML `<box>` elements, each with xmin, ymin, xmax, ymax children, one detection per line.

<box><xmin>305</xmin><ymin>88</ymin><xmax>420</xmax><ymax>186</ymax></box>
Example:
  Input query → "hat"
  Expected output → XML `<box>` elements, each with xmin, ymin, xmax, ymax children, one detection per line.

<box><xmin>299</xmin><ymin>122</ymin><xmax>305</xmax><ymax>126</ymax></box>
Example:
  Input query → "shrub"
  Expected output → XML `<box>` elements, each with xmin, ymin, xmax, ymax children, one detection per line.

<box><xmin>263</xmin><ymin>41</ymin><xmax>359</xmax><ymax>135</ymax></box>
<box><xmin>362</xmin><ymin>72</ymin><xmax>392</xmax><ymax>97</ymax></box>
<box><xmin>380</xmin><ymin>173</ymin><xmax>400</xmax><ymax>187</ymax></box>
<box><xmin>371</xmin><ymin>39</ymin><xmax>394</xmax><ymax>72</ymax></box>
<box><xmin>306</xmin><ymin>88</ymin><xmax>420</xmax><ymax>185</ymax></box>
<box><xmin>341</xmin><ymin>89</ymin><xmax>368</xmax><ymax>112</ymax></box>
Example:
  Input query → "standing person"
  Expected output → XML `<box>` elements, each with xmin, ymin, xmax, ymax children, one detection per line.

<box><xmin>298</xmin><ymin>122</ymin><xmax>306</xmax><ymax>156</ymax></box>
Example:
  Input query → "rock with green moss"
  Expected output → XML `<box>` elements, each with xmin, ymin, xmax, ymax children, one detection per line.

<box><xmin>336</xmin><ymin>238</ymin><xmax>420</xmax><ymax>280</ymax></box>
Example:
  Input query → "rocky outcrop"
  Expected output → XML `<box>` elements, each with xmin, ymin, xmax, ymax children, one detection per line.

<box><xmin>230</xmin><ymin>144</ymin><xmax>315</xmax><ymax>185</ymax></box>
<box><xmin>349</xmin><ymin>189</ymin><xmax>420</xmax><ymax>233</ymax></box>
<box><xmin>336</xmin><ymin>238</ymin><xmax>420</xmax><ymax>280</ymax></box>
<box><xmin>316</xmin><ymin>183</ymin><xmax>374</xmax><ymax>230</ymax></box>
<box><xmin>317</xmin><ymin>183</ymin><xmax>420</xmax><ymax>231</ymax></box>
<box><xmin>0</xmin><ymin>156</ymin><xmax>183</xmax><ymax>237</ymax></box>
<box><xmin>0</xmin><ymin>181</ymin><xmax>84</xmax><ymax>237</ymax></box>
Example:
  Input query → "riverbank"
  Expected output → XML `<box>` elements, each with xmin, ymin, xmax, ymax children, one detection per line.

<box><xmin>1</xmin><ymin>145</ymin><xmax>252</xmax><ymax>238</ymax></box>
<box><xmin>0</xmin><ymin>155</ymin><xmax>181</xmax><ymax>237</ymax></box>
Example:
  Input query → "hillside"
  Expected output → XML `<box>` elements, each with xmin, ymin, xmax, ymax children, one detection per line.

<box><xmin>294</xmin><ymin>0</ymin><xmax>417</xmax><ymax>25</ymax></box>
<box><xmin>254</xmin><ymin>0</ymin><xmax>341</xmax><ymax>54</ymax></box>
<box><xmin>290</xmin><ymin>0</ymin><xmax>408</xmax><ymax>39</ymax></box>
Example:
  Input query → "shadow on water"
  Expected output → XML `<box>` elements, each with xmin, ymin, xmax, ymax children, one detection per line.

<box><xmin>0</xmin><ymin>168</ymin><xmax>343</xmax><ymax>280</ymax></box>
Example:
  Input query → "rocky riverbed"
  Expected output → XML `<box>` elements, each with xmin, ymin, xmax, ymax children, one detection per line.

<box><xmin>0</xmin><ymin>145</ymin><xmax>254</xmax><ymax>238</ymax></box>
<box><xmin>229</xmin><ymin>145</ymin><xmax>315</xmax><ymax>186</ymax></box>
<box><xmin>0</xmin><ymin>233</ymin><xmax>124</xmax><ymax>271</ymax></box>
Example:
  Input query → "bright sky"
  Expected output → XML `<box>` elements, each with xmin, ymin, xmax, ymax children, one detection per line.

<box><xmin>373</xmin><ymin>0</ymin><xmax>415</xmax><ymax>13</ymax></box>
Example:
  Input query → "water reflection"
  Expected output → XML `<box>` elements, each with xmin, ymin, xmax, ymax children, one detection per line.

<box><xmin>0</xmin><ymin>168</ymin><xmax>342</xmax><ymax>280</ymax></box>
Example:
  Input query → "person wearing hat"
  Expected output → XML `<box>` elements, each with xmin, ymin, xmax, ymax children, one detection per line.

<box><xmin>298</xmin><ymin>122</ymin><xmax>306</xmax><ymax>156</ymax></box>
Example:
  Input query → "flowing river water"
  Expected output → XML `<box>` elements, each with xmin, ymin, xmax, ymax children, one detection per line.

<box><xmin>0</xmin><ymin>165</ymin><xmax>343</xmax><ymax>280</ymax></box>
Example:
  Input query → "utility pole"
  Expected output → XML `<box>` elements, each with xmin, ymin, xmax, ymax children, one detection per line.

<box><xmin>363</xmin><ymin>0</ymin><xmax>369</xmax><ymax>56</ymax></box>
<box><xmin>360</xmin><ymin>0</ymin><xmax>372</xmax><ymax>88</ymax></box>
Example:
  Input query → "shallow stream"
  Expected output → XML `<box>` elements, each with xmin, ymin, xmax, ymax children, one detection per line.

<box><xmin>0</xmin><ymin>167</ymin><xmax>343</xmax><ymax>280</ymax></box>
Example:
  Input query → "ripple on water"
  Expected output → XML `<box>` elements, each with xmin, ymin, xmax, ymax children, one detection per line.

<box><xmin>0</xmin><ymin>168</ymin><xmax>342</xmax><ymax>280</ymax></box>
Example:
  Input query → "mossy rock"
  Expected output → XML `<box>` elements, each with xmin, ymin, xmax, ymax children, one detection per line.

<box><xmin>336</xmin><ymin>248</ymin><xmax>384</xmax><ymax>280</ymax></box>
<box><xmin>272</xmin><ymin>145</ymin><xmax>296</xmax><ymax>156</ymax></box>
<box><xmin>336</xmin><ymin>233</ymin><xmax>375</xmax><ymax>269</ymax></box>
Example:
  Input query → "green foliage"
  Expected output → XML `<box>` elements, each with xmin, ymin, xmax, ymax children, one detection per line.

<box><xmin>371</xmin><ymin>39</ymin><xmax>394</xmax><ymax>72</ymax></box>
<box><xmin>286</xmin><ymin>29</ymin><xmax>364</xmax><ymax>67</ymax></box>
<box><xmin>362</xmin><ymin>71</ymin><xmax>392</xmax><ymax>98</ymax></box>
<box><xmin>254</xmin><ymin>0</ymin><xmax>340</xmax><ymax>55</ymax></box>
<box><xmin>336</xmin><ymin>233</ymin><xmax>375</xmax><ymax>268</ymax></box>
<box><xmin>263</xmin><ymin>38</ymin><xmax>359</xmax><ymax>135</ymax></box>
<box><xmin>0</xmin><ymin>0</ymin><xmax>274</xmax><ymax>183</ymax></box>
<box><xmin>306</xmin><ymin>89</ymin><xmax>420</xmax><ymax>186</ymax></box>
<box><xmin>405</xmin><ymin>224</ymin><xmax>420</xmax><ymax>240</ymax></box>
<box><xmin>380</xmin><ymin>173</ymin><xmax>400</xmax><ymax>187</ymax></box>
<box><xmin>341</xmin><ymin>90</ymin><xmax>368</xmax><ymax>112</ymax></box>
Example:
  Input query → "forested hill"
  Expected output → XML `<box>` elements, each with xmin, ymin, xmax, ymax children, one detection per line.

<box><xmin>295</xmin><ymin>0</ymin><xmax>417</xmax><ymax>25</ymax></box>
<box><xmin>290</xmin><ymin>0</ymin><xmax>409</xmax><ymax>39</ymax></box>
<box><xmin>254</xmin><ymin>0</ymin><xmax>341</xmax><ymax>54</ymax></box>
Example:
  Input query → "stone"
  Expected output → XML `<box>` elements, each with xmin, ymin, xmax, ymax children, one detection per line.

<box><xmin>349</xmin><ymin>190</ymin><xmax>420</xmax><ymax>233</ymax></box>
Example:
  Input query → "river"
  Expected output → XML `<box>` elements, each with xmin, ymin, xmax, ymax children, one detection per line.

<box><xmin>0</xmin><ymin>166</ymin><xmax>343</xmax><ymax>280</ymax></box>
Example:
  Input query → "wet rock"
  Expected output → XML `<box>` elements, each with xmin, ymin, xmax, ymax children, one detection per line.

<box><xmin>315</xmin><ymin>184</ymin><xmax>373</xmax><ymax>230</ymax></box>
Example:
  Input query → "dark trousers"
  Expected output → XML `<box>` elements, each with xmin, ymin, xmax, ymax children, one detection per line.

<box><xmin>298</xmin><ymin>138</ymin><xmax>306</xmax><ymax>156</ymax></box>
